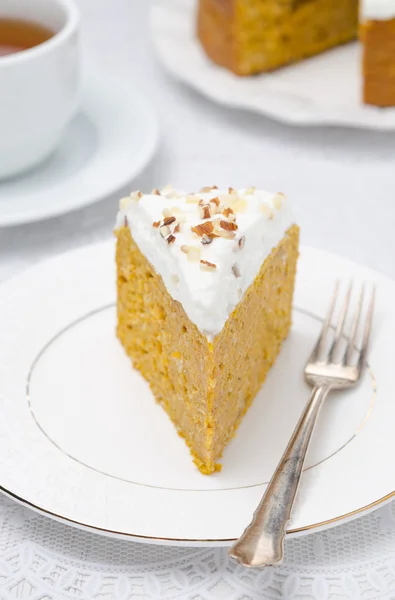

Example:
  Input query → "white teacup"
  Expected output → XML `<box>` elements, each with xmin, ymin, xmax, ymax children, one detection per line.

<box><xmin>0</xmin><ymin>0</ymin><xmax>79</xmax><ymax>179</ymax></box>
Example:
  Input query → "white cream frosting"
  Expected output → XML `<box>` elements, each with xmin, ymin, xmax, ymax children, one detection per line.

<box><xmin>115</xmin><ymin>186</ymin><xmax>294</xmax><ymax>340</ymax></box>
<box><xmin>361</xmin><ymin>0</ymin><xmax>395</xmax><ymax>20</ymax></box>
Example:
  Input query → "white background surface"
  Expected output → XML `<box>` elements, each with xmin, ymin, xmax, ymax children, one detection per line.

<box><xmin>1</xmin><ymin>1</ymin><xmax>395</xmax><ymax>598</ymax></box>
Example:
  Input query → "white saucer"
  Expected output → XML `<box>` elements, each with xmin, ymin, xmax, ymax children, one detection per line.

<box><xmin>0</xmin><ymin>241</ymin><xmax>394</xmax><ymax>545</ymax></box>
<box><xmin>0</xmin><ymin>72</ymin><xmax>159</xmax><ymax>227</ymax></box>
<box><xmin>151</xmin><ymin>0</ymin><xmax>395</xmax><ymax>130</ymax></box>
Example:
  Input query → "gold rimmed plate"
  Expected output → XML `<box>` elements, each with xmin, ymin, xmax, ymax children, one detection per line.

<box><xmin>0</xmin><ymin>241</ymin><xmax>393</xmax><ymax>545</ymax></box>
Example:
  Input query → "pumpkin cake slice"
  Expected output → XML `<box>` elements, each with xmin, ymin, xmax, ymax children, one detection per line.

<box><xmin>361</xmin><ymin>0</ymin><xmax>395</xmax><ymax>107</ymax></box>
<box><xmin>197</xmin><ymin>0</ymin><xmax>358</xmax><ymax>76</ymax></box>
<box><xmin>115</xmin><ymin>186</ymin><xmax>299</xmax><ymax>474</ymax></box>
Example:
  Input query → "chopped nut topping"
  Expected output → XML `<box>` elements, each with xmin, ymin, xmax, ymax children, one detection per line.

<box><xmin>199</xmin><ymin>204</ymin><xmax>212</xmax><ymax>219</ymax></box>
<box><xmin>238</xmin><ymin>236</ymin><xmax>245</xmax><ymax>249</ymax></box>
<box><xmin>181</xmin><ymin>245</ymin><xmax>200</xmax><ymax>261</ymax></box>
<box><xmin>200</xmin><ymin>185</ymin><xmax>217</xmax><ymax>193</ymax></box>
<box><xmin>233</xmin><ymin>198</ymin><xmax>248</xmax><ymax>213</ymax></box>
<box><xmin>219</xmin><ymin>193</ymin><xmax>234</xmax><ymax>206</ymax></box>
<box><xmin>220</xmin><ymin>219</ymin><xmax>238</xmax><ymax>231</ymax></box>
<box><xmin>167</xmin><ymin>234</ymin><xmax>176</xmax><ymax>244</ymax></box>
<box><xmin>162</xmin><ymin>207</ymin><xmax>172</xmax><ymax>218</ymax></box>
<box><xmin>186</xmin><ymin>194</ymin><xmax>200</xmax><ymax>204</ymax></box>
<box><xmin>245</xmin><ymin>186</ymin><xmax>256</xmax><ymax>194</ymax></box>
<box><xmin>200</xmin><ymin>259</ymin><xmax>217</xmax><ymax>271</ymax></box>
<box><xmin>167</xmin><ymin>190</ymin><xmax>182</xmax><ymax>199</ymax></box>
<box><xmin>216</xmin><ymin>228</ymin><xmax>236</xmax><ymax>239</ymax></box>
<box><xmin>211</xmin><ymin>204</ymin><xmax>221</xmax><ymax>215</ymax></box>
<box><xmin>119</xmin><ymin>196</ymin><xmax>132</xmax><ymax>210</ymax></box>
<box><xmin>174</xmin><ymin>223</ymin><xmax>180</xmax><ymax>233</ymax></box>
<box><xmin>160</xmin><ymin>225</ymin><xmax>171</xmax><ymax>238</ymax></box>
<box><xmin>201</xmin><ymin>234</ymin><xmax>213</xmax><ymax>245</ymax></box>
<box><xmin>212</xmin><ymin>216</ymin><xmax>237</xmax><ymax>238</ymax></box>
<box><xmin>260</xmin><ymin>203</ymin><xmax>273</xmax><ymax>219</ymax></box>
<box><xmin>152</xmin><ymin>220</ymin><xmax>161</xmax><ymax>228</ymax></box>
<box><xmin>170</xmin><ymin>206</ymin><xmax>187</xmax><ymax>223</ymax></box>
<box><xmin>191</xmin><ymin>221</ymin><xmax>215</xmax><ymax>237</ymax></box>
<box><xmin>209</xmin><ymin>197</ymin><xmax>222</xmax><ymax>214</ymax></box>
<box><xmin>187</xmin><ymin>247</ymin><xmax>201</xmax><ymax>262</ymax></box>
<box><xmin>222</xmin><ymin>207</ymin><xmax>234</xmax><ymax>218</ymax></box>
<box><xmin>163</xmin><ymin>216</ymin><xmax>176</xmax><ymax>226</ymax></box>
<box><xmin>130</xmin><ymin>190</ymin><xmax>143</xmax><ymax>200</ymax></box>
<box><xmin>228</xmin><ymin>212</ymin><xmax>236</xmax><ymax>222</ymax></box>
<box><xmin>232</xmin><ymin>264</ymin><xmax>241</xmax><ymax>278</ymax></box>
<box><xmin>152</xmin><ymin>188</ymin><xmax>161</xmax><ymax>195</ymax></box>
<box><xmin>228</xmin><ymin>187</ymin><xmax>237</xmax><ymax>195</ymax></box>
<box><xmin>273</xmin><ymin>192</ymin><xmax>285</xmax><ymax>210</ymax></box>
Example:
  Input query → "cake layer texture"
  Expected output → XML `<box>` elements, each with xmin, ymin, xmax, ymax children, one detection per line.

<box><xmin>116</xmin><ymin>188</ymin><xmax>299</xmax><ymax>473</ymax></box>
<box><xmin>197</xmin><ymin>0</ymin><xmax>358</xmax><ymax>75</ymax></box>
<box><xmin>361</xmin><ymin>17</ymin><xmax>395</xmax><ymax>106</ymax></box>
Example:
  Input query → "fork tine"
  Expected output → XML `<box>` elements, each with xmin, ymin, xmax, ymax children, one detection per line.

<box><xmin>327</xmin><ymin>281</ymin><xmax>353</xmax><ymax>362</ymax></box>
<box><xmin>344</xmin><ymin>285</ymin><xmax>365</xmax><ymax>365</ymax></box>
<box><xmin>358</xmin><ymin>286</ymin><xmax>375</xmax><ymax>370</ymax></box>
<box><xmin>310</xmin><ymin>281</ymin><xmax>339</xmax><ymax>362</ymax></box>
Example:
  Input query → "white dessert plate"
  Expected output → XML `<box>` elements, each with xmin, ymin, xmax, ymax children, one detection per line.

<box><xmin>0</xmin><ymin>240</ymin><xmax>394</xmax><ymax>546</ymax></box>
<box><xmin>0</xmin><ymin>72</ymin><xmax>159</xmax><ymax>227</ymax></box>
<box><xmin>151</xmin><ymin>0</ymin><xmax>395</xmax><ymax>130</ymax></box>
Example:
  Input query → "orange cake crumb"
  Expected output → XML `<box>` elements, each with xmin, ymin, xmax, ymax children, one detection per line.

<box><xmin>197</xmin><ymin>0</ymin><xmax>358</xmax><ymax>75</ymax></box>
<box><xmin>361</xmin><ymin>18</ymin><xmax>395</xmax><ymax>106</ymax></box>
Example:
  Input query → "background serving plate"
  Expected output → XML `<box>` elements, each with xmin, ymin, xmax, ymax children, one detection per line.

<box><xmin>151</xmin><ymin>0</ymin><xmax>395</xmax><ymax>130</ymax></box>
<box><xmin>0</xmin><ymin>241</ymin><xmax>394</xmax><ymax>545</ymax></box>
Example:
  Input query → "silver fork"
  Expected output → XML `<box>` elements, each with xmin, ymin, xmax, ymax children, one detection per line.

<box><xmin>229</xmin><ymin>282</ymin><xmax>375</xmax><ymax>568</ymax></box>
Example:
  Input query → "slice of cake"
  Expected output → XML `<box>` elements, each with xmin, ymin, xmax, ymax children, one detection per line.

<box><xmin>361</xmin><ymin>1</ymin><xmax>395</xmax><ymax>106</ymax></box>
<box><xmin>196</xmin><ymin>0</ymin><xmax>395</xmax><ymax>107</ymax></box>
<box><xmin>115</xmin><ymin>186</ymin><xmax>299</xmax><ymax>474</ymax></box>
<box><xmin>197</xmin><ymin>0</ymin><xmax>358</xmax><ymax>75</ymax></box>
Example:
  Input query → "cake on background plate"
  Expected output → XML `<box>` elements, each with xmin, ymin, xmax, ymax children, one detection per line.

<box><xmin>197</xmin><ymin>0</ymin><xmax>395</xmax><ymax>107</ymax></box>
<box><xmin>361</xmin><ymin>1</ymin><xmax>395</xmax><ymax>106</ymax></box>
<box><xmin>115</xmin><ymin>186</ymin><xmax>299</xmax><ymax>474</ymax></box>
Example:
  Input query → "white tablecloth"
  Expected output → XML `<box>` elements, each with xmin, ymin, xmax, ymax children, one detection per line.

<box><xmin>1</xmin><ymin>1</ymin><xmax>395</xmax><ymax>598</ymax></box>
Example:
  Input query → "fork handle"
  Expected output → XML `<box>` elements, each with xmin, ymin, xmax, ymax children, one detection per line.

<box><xmin>229</xmin><ymin>385</ymin><xmax>330</xmax><ymax>567</ymax></box>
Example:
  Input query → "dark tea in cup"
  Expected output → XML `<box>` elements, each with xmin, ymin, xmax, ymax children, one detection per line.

<box><xmin>0</xmin><ymin>0</ymin><xmax>79</xmax><ymax>178</ymax></box>
<box><xmin>0</xmin><ymin>18</ymin><xmax>53</xmax><ymax>57</ymax></box>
